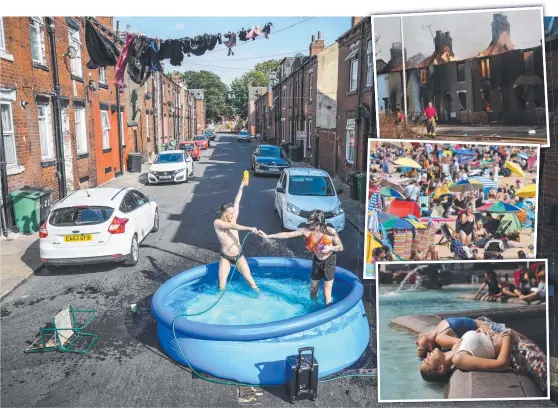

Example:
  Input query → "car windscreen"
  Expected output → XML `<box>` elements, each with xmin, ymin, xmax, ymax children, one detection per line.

<box><xmin>194</xmin><ymin>136</ymin><xmax>206</xmax><ymax>141</ymax></box>
<box><xmin>258</xmin><ymin>147</ymin><xmax>281</xmax><ymax>157</ymax></box>
<box><xmin>49</xmin><ymin>206</ymin><xmax>115</xmax><ymax>226</ymax></box>
<box><xmin>240</xmin><ymin>131</ymin><xmax>249</xmax><ymax>136</ymax></box>
<box><xmin>180</xmin><ymin>144</ymin><xmax>195</xmax><ymax>151</ymax></box>
<box><xmin>288</xmin><ymin>176</ymin><xmax>335</xmax><ymax>196</ymax></box>
<box><xmin>155</xmin><ymin>153</ymin><xmax>183</xmax><ymax>163</ymax></box>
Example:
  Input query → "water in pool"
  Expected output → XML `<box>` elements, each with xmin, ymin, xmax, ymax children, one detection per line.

<box><xmin>378</xmin><ymin>285</ymin><xmax>519</xmax><ymax>401</ymax></box>
<box><xmin>164</xmin><ymin>267</ymin><xmax>351</xmax><ymax>325</ymax></box>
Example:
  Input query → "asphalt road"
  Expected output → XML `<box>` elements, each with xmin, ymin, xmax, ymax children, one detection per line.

<box><xmin>0</xmin><ymin>135</ymin><xmax>552</xmax><ymax>407</ymax></box>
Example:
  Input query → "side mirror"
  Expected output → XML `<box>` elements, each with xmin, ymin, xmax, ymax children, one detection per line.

<box><xmin>276</xmin><ymin>186</ymin><xmax>285</xmax><ymax>193</ymax></box>
<box><xmin>336</xmin><ymin>189</ymin><xmax>344</xmax><ymax>195</ymax></box>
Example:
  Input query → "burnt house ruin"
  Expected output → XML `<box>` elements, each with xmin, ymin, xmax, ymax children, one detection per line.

<box><xmin>377</xmin><ymin>13</ymin><xmax>547</xmax><ymax>126</ymax></box>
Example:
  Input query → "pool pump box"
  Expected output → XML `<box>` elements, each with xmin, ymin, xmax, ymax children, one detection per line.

<box><xmin>285</xmin><ymin>347</ymin><xmax>318</xmax><ymax>403</ymax></box>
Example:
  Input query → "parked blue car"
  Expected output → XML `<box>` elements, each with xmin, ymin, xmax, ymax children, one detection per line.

<box><xmin>251</xmin><ymin>145</ymin><xmax>291</xmax><ymax>175</ymax></box>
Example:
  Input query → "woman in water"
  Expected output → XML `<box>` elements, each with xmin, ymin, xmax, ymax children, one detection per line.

<box><xmin>416</xmin><ymin>317</ymin><xmax>497</xmax><ymax>359</ymax></box>
<box><xmin>419</xmin><ymin>328</ymin><xmax>547</xmax><ymax>396</ymax></box>
<box><xmin>258</xmin><ymin>210</ymin><xmax>343</xmax><ymax>305</ymax></box>
<box><xmin>473</xmin><ymin>270</ymin><xmax>501</xmax><ymax>301</ymax></box>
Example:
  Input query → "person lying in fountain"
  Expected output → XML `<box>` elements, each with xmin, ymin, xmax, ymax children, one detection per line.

<box><xmin>258</xmin><ymin>210</ymin><xmax>343</xmax><ymax>306</ymax></box>
<box><xmin>416</xmin><ymin>317</ymin><xmax>498</xmax><ymax>359</ymax></box>
<box><xmin>214</xmin><ymin>180</ymin><xmax>260</xmax><ymax>292</ymax></box>
<box><xmin>419</xmin><ymin>327</ymin><xmax>547</xmax><ymax>396</ymax></box>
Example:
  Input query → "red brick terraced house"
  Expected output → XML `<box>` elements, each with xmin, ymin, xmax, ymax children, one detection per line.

<box><xmin>0</xmin><ymin>17</ymin><xmax>129</xmax><ymax>220</ymax></box>
<box><xmin>334</xmin><ymin>16</ymin><xmax>375</xmax><ymax>182</ymax></box>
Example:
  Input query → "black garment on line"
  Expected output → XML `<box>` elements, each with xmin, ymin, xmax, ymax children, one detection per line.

<box><xmin>85</xmin><ymin>19</ymin><xmax>120</xmax><ymax>69</ymax></box>
<box><xmin>238</xmin><ymin>29</ymin><xmax>248</xmax><ymax>42</ymax></box>
<box><xmin>189</xmin><ymin>35</ymin><xmax>209</xmax><ymax>56</ymax></box>
<box><xmin>127</xmin><ymin>37</ymin><xmax>152</xmax><ymax>86</ymax></box>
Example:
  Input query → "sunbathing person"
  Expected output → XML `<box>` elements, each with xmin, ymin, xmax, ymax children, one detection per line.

<box><xmin>416</xmin><ymin>317</ymin><xmax>498</xmax><ymax>359</ymax></box>
<box><xmin>419</xmin><ymin>328</ymin><xmax>547</xmax><ymax>396</ymax></box>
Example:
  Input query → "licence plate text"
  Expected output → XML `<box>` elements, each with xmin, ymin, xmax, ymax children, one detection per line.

<box><xmin>159</xmin><ymin>175</ymin><xmax>171</xmax><ymax>179</ymax></box>
<box><xmin>64</xmin><ymin>234</ymin><xmax>93</xmax><ymax>242</ymax></box>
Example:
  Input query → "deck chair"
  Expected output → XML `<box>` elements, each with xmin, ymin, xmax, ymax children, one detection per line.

<box><xmin>25</xmin><ymin>304</ymin><xmax>98</xmax><ymax>354</ymax></box>
<box><xmin>437</xmin><ymin>223</ymin><xmax>456</xmax><ymax>246</ymax></box>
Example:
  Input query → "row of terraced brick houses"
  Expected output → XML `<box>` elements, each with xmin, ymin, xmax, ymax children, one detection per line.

<box><xmin>253</xmin><ymin>17</ymin><xmax>375</xmax><ymax>182</ymax></box>
<box><xmin>0</xmin><ymin>16</ymin><xmax>205</xmax><ymax>233</ymax></box>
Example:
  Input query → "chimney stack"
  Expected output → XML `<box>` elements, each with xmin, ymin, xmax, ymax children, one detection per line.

<box><xmin>492</xmin><ymin>13</ymin><xmax>510</xmax><ymax>42</ymax></box>
<box><xmin>309</xmin><ymin>32</ymin><xmax>325</xmax><ymax>57</ymax></box>
<box><xmin>390</xmin><ymin>42</ymin><xmax>406</xmax><ymax>65</ymax></box>
<box><xmin>433</xmin><ymin>30</ymin><xmax>453</xmax><ymax>53</ymax></box>
<box><xmin>351</xmin><ymin>17</ymin><xmax>363</xmax><ymax>27</ymax></box>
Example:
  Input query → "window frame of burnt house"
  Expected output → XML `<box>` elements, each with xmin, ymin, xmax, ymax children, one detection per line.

<box><xmin>523</xmin><ymin>50</ymin><xmax>534</xmax><ymax>75</ymax></box>
<box><xmin>456</xmin><ymin>62</ymin><xmax>466</xmax><ymax>83</ymax></box>
<box><xmin>480</xmin><ymin>58</ymin><xmax>491</xmax><ymax>80</ymax></box>
<box><xmin>419</xmin><ymin>68</ymin><xmax>427</xmax><ymax>85</ymax></box>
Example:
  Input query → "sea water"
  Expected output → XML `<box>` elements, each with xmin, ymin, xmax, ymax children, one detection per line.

<box><xmin>378</xmin><ymin>285</ymin><xmax>518</xmax><ymax>401</ymax></box>
<box><xmin>164</xmin><ymin>267</ymin><xmax>351</xmax><ymax>325</ymax></box>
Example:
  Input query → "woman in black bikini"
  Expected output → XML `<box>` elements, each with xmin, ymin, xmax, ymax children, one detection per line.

<box><xmin>457</xmin><ymin>205</ymin><xmax>476</xmax><ymax>245</ymax></box>
<box><xmin>473</xmin><ymin>270</ymin><xmax>501</xmax><ymax>301</ymax></box>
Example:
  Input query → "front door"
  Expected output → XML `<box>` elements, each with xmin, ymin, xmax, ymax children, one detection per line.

<box><xmin>62</xmin><ymin>107</ymin><xmax>74</xmax><ymax>193</ymax></box>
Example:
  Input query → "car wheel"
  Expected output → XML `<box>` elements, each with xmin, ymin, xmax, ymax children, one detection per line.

<box><xmin>126</xmin><ymin>235</ymin><xmax>139</xmax><ymax>266</ymax></box>
<box><xmin>152</xmin><ymin>208</ymin><xmax>160</xmax><ymax>232</ymax></box>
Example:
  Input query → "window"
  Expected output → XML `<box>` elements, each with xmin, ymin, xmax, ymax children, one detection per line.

<box><xmin>74</xmin><ymin>107</ymin><xmax>87</xmax><ymax>154</ymax></box>
<box><xmin>131</xmin><ymin>190</ymin><xmax>147</xmax><ymax>206</ymax></box>
<box><xmin>350</xmin><ymin>59</ymin><xmax>358</xmax><ymax>92</ymax></box>
<box><xmin>309</xmin><ymin>72</ymin><xmax>314</xmax><ymax>103</ymax></box>
<box><xmin>457</xmin><ymin>62</ymin><xmax>465</xmax><ymax>82</ymax></box>
<box><xmin>68</xmin><ymin>27</ymin><xmax>82</xmax><ymax>77</ymax></box>
<box><xmin>120</xmin><ymin>112</ymin><xmax>125</xmax><ymax>146</ymax></box>
<box><xmin>345</xmin><ymin>119</ymin><xmax>356</xmax><ymax>163</ymax></box>
<box><xmin>420</xmin><ymin>69</ymin><xmax>427</xmax><ymax>85</ymax></box>
<box><xmin>30</xmin><ymin>17</ymin><xmax>46</xmax><ymax>65</ymax></box>
<box><xmin>481</xmin><ymin>58</ymin><xmax>490</xmax><ymax>79</ymax></box>
<box><xmin>458</xmin><ymin>91</ymin><xmax>467</xmax><ymax>110</ymax></box>
<box><xmin>0</xmin><ymin>17</ymin><xmax>5</xmax><ymax>51</ymax></box>
<box><xmin>523</xmin><ymin>51</ymin><xmax>534</xmax><ymax>74</ymax></box>
<box><xmin>99</xmin><ymin>67</ymin><xmax>106</xmax><ymax>83</ymax></box>
<box><xmin>307</xmin><ymin>119</ymin><xmax>312</xmax><ymax>149</ymax></box>
<box><xmin>120</xmin><ymin>193</ymin><xmax>139</xmax><ymax>213</ymax></box>
<box><xmin>101</xmin><ymin>110</ymin><xmax>111</xmax><ymax>149</ymax></box>
<box><xmin>1</xmin><ymin>103</ymin><xmax>17</xmax><ymax>166</ymax></box>
<box><xmin>38</xmin><ymin>104</ymin><xmax>54</xmax><ymax>160</ymax></box>
<box><xmin>366</xmin><ymin>40</ymin><xmax>373</xmax><ymax>86</ymax></box>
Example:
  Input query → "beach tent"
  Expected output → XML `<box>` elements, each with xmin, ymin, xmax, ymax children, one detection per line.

<box><xmin>497</xmin><ymin>213</ymin><xmax>522</xmax><ymax>235</ymax></box>
<box><xmin>387</xmin><ymin>199</ymin><xmax>421</xmax><ymax>218</ymax></box>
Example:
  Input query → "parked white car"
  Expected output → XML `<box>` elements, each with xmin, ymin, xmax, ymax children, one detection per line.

<box><xmin>274</xmin><ymin>168</ymin><xmax>345</xmax><ymax>232</ymax></box>
<box><xmin>39</xmin><ymin>187</ymin><xmax>159</xmax><ymax>267</ymax></box>
<box><xmin>148</xmin><ymin>150</ymin><xmax>194</xmax><ymax>184</ymax></box>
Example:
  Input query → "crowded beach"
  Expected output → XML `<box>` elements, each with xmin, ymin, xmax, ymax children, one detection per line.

<box><xmin>365</xmin><ymin>141</ymin><xmax>539</xmax><ymax>263</ymax></box>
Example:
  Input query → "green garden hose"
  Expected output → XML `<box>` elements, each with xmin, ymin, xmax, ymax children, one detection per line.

<box><xmin>171</xmin><ymin>232</ymin><xmax>377</xmax><ymax>388</ymax></box>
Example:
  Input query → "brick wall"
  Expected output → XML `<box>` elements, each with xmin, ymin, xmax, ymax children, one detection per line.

<box><xmin>538</xmin><ymin>35</ymin><xmax>558</xmax><ymax>262</ymax></box>
<box><xmin>0</xmin><ymin>16</ymin><xmax>125</xmax><ymax>200</ymax></box>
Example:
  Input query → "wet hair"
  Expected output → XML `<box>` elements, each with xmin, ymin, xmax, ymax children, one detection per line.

<box><xmin>306</xmin><ymin>210</ymin><xmax>330</xmax><ymax>234</ymax></box>
<box><xmin>518</xmin><ymin>250</ymin><xmax>527</xmax><ymax>259</ymax></box>
<box><xmin>420</xmin><ymin>365</ymin><xmax>452</xmax><ymax>383</ymax></box>
<box><xmin>220</xmin><ymin>202</ymin><xmax>234</xmax><ymax>215</ymax></box>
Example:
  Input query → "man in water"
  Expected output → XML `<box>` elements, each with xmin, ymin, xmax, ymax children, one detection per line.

<box><xmin>214</xmin><ymin>180</ymin><xmax>260</xmax><ymax>292</ymax></box>
<box><xmin>258</xmin><ymin>210</ymin><xmax>343</xmax><ymax>305</ymax></box>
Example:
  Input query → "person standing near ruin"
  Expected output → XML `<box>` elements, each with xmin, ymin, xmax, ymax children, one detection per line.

<box><xmin>423</xmin><ymin>102</ymin><xmax>438</xmax><ymax>137</ymax></box>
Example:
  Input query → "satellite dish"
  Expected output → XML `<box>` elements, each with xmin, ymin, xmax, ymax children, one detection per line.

<box><xmin>66</xmin><ymin>46</ymin><xmax>78</xmax><ymax>59</ymax></box>
<box><xmin>88</xmin><ymin>80</ymin><xmax>98</xmax><ymax>91</ymax></box>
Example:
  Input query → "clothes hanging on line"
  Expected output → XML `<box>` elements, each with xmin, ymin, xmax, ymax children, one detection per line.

<box><xmin>85</xmin><ymin>18</ymin><xmax>120</xmax><ymax>68</ymax></box>
<box><xmin>115</xmin><ymin>33</ymin><xmax>135</xmax><ymax>90</ymax></box>
<box><xmin>238</xmin><ymin>28</ymin><xmax>248</xmax><ymax>42</ymax></box>
<box><xmin>262</xmin><ymin>22</ymin><xmax>273</xmax><ymax>39</ymax></box>
<box><xmin>246</xmin><ymin>25</ymin><xmax>261</xmax><ymax>41</ymax></box>
<box><xmin>127</xmin><ymin>36</ymin><xmax>152</xmax><ymax>86</ymax></box>
<box><xmin>223</xmin><ymin>31</ymin><xmax>236</xmax><ymax>56</ymax></box>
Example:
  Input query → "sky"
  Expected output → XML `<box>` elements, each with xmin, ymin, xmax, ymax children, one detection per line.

<box><xmin>373</xmin><ymin>8</ymin><xmax>543</xmax><ymax>63</ymax></box>
<box><xmin>115</xmin><ymin>17</ymin><xmax>351</xmax><ymax>85</ymax></box>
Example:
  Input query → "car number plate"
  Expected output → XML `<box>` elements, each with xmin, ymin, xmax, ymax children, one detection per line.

<box><xmin>160</xmin><ymin>175</ymin><xmax>171</xmax><ymax>179</ymax></box>
<box><xmin>269</xmin><ymin>167</ymin><xmax>279</xmax><ymax>171</ymax></box>
<box><xmin>64</xmin><ymin>234</ymin><xmax>93</xmax><ymax>242</ymax></box>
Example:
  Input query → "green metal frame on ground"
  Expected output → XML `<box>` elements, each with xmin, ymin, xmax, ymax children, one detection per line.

<box><xmin>25</xmin><ymin>304</ymin><xmax>98</xmax><ymax>354</ymax></box>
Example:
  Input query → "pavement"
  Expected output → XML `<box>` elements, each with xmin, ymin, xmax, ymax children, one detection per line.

<box><xmin>0</xmin><ymin>135</ymin><xmax>377</xmax><ymax>407</ymax></box>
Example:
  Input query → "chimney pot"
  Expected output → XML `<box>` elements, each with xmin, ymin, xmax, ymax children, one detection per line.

<box><xmin>318</xmin><ymin>31</ymin><xmax>322</xmax><ymax>39</ymax></box>
<box><xmin>312</xmin><ymin>35</ymin><xmax>315</xmax><ymax>42</ymax></box>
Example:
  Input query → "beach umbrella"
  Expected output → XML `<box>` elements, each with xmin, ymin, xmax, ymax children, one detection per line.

<box><xmin>517</xmin><ymin>153</ymin><xmax>529</xmax><ymax>160</ymax></box>
<box><xmin>505</xmin><ymin>161</ymin><xmax>525</xmax><ymax>178</ymax></box>
<box><xmin>406</xmin><ymin>219</ymin><xmax>427</xmax><ymax>229</ymax></box>
<box><xmin>394</xmin><ymin>157</ymin><xmax>421</xmax><ymax>169</ymax></box>
<box><xmin>380</xmin><ymin>186</ymin><xmax>405</xmax><ymax>199</ymax></box>
<box><xmin>449</xmin><ymin>180</ymin><xmax>484</xmax><ymax>193</ymax></box>
<box><xmin>515</xmin><ymin>201</ymin><xmax>536</xmax><ymax>219</ymax></box>
<box><xmin>379</xmin><ymin>212</ymin><xmax>414</xmax><ymax>230</ymax></box>
<box><xmin>487</xmin><ymin>201</ymin><xmax>522</xmax><ymax>213</ymax></box>
<box><xmin>478</xmin><ymin>159</ymin><xmax>494</xmax><ymax>169</ymax></box>
<box><xmin>515</xmin><ymin>183</ymin><xmax>537</xmax><ymax>198</ymax></box>
<box><xmin>380</xmin><ymin>177</ymin><xmax>405</xmax><ymax>194</ymax></box>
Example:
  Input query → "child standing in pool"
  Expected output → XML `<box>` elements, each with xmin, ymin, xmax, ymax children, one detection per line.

<box><xmin>258</xmin><ymin>210</ymin><xmax>343</xmax><ymax>306</ymax></box>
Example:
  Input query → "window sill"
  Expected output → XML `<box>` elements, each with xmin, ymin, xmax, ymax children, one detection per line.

<box><xmin>71</xmin><ymin>74</ymin><xmax>84</xmax><ymax>83</ymax></box>
<box><xmin>77</xmin><ymin>152</ymin><xmax>89</xmax><ymax>160</ymax></box>
<box><xmin>32</xmin><ymin>62</ymin><xmax>49</xmax><ymax>72</ymax></box>
<box><xmin>99</xmin><ymin>82</ymin><xmax>109</xmax><ymax>90</ymax></box>
<box><xmin>41</xmin><ymin>159</ymin><xmax>56</xmax><ymax>168</ymax></box>
<box><xmin>345</xmin><ymin>160</ymin><xmax>355</xmax><ymax>167</ymax></box>
<box><xmin>363</xmin><ymin>85</ymin><xmax>373</xmax><ymax>92</ymax></box>
<box><xmin>0</xmin><ymin>50</ymin><xmax>14</xmax><ymax>62</ymax></box>
<box><xmin>103</xmin><ymin>148</ymin><xmax>112</xmax><ymax>154</ymax></box>
<box><xmin>6</xmin><ymin>165</ymin><xmax>25</xmax><ymax>176</ymax></box>
<box><xmin>346</xmin><ymin>90</ymin><xmax>358</xmax><ymax>96</ymax></box>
